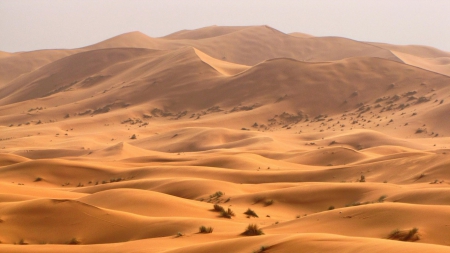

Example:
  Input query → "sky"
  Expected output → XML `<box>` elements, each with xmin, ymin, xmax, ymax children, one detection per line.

<box><xmin>1</xmin><ymin>0</ymin><xmax>449</xmax><ymax>53</ymax></box>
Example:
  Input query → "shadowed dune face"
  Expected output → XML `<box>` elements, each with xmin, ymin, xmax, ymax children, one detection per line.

<box><xmin>1</xmin><ymin>25</ymin><xmax>450</xmax><ymax>252</ymax></box>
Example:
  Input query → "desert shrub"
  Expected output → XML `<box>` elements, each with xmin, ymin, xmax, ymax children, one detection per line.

<box><xmin>34</xmin><ymin>177</ymin><xmax>43</xmax><ymax>182</ymax></box>
<box><xmin>254</xmin><ymin>245</ymin><xmax>268</xmax><ymax>252</ymax></box>
<box><xmin>404</xmin><ymin>227</ymin><xmax>419</xmax><ymax>241</ymax></box>
<box><xmin>210</xmin><ymin>191</ymin><xmax>224</xmax><ymax>199</ymax></box>
<box><xmin>199</xmin><ymin>226</ymin><xmax>214</xmax><ymax>233</ymax></box>
<box><xmin>130</xmin><ymin>134</ymin><xmax>137</xmax><ymax>139</ymax></box>
<box><xmin>264</xmin><ymin>199</ymin><xmax>274</xmax><ymax>206</ymax></box>
<box><xmin>175</xmin><ymin>232</ymin><xmax>183</xmax><ymax>238</ymax></box>
<box><xmin>213</xmin><ymin>204</ymin><xmax>225</xmax><ymax>212</ymax></box>
<box><xmin>388</xmin><ymin>227</ymin><xmax>419</xmax><ymax>241</ymax></box>
<box><xmin>378</xmin><ymin>195</ymin><xmax>387</xmax><ymax>202</ymax></box>
<box><xmin>359</xmin><ymin>175</ymin><xmax>366</xmax><ymax>182</ymax></box>
<box><xmin>328</xmin><ymin>205</ymin><xmax>335</xmax><ymax>210</ymax></box>
<box><xmin>220</xmin><ymin>208</ymin><xmax>235</xmax><ymax>219</ymax></box>
<box><xmin>389</xmin><ymin>229</ymin><xmax>400</xmax><ymax>238</ymax></box>
<box><xmin>345</xmin><ymin>201</ymin><xmax>371</xmax><ymax>207</ymax></box>
<box><xmin>244</xmin><ymin>208</ymin><xmax>259</xmax><ymax>217</ymax></box>
<box><xmin>68</xmin><ymin>238</ymin><xmax>80</xmax><ymax>245</ymax></box>
<box><xmin>417</xmin><ymin>173</ymin><xmax>426</xmax><ymax>180</ymax></box>
<box><xmin>243</xmin><ymin>224</ymin><xmax>264</xmax><ymax>236</ymax></box>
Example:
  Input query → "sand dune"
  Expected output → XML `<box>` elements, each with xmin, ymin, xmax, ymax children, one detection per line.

<box><xmin>1</xmin><ymin>25</ymin><xmax>450</xmax><ymax>252</ymax></box>
<box><xmin>391</xmin><ymin>50</ymin><xmax>450</xmax><ymax>76</ymax></box>
<box><xmin>193</xmin><ymin>48</ymin><xmax>250</xmax><ymax>75</ymax></box>
<box><xmin>0</xmin><ymin>49</ymin><xmax>80</xmax><ymax>87</ymax></box>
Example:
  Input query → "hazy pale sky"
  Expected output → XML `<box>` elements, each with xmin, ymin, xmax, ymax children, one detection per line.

<box><xmin>1</xmin><ymin>0</ymin><xmax>449</xmax><ymax>53</ymax></box>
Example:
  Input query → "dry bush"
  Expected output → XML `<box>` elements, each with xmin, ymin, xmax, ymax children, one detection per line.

<box><xmin>199</xmin><ymin>226</ymin><xmax>214</xmax><ymax>233</ymax></box>
<box><xmin>242</xmin><ymin>224</ymin><xmax>264</xmax><ymax>236</ymax></box>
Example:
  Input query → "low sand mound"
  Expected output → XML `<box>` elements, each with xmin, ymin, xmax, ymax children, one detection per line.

<box><xmin>284</xmin><ymin>147</ymin><xmax>369</xmax><ymax>166</ymax></box>
<box><xmin>228</xmin><ymin>183</ymin><xmax>397</xmax><ymax>215</ymax></box>
<box><xmin>13</xmin><ymin>149</ymin><xmax>89</xmax><ymax>159</ymax></box>
<box><xmin>133</xmin><ymin>127</ymin><xmax>272</xmax><ymax>152</ymax></box>
<box><xmin>92</xmin><ymin>142</ymin><xmax>153</xmax><ymax>159</ymax></box>
<box><xmin>0</xmin><ymin>233</ymin><xmax>448</xmax><ymax>253</ymax></box>
<box><xmin>0</xmin><ymin>153</ymin><xmax>29</xmax><ymax>166</ymax></box>
<box><xmin>0</xmin><ymin>183</ymin><xmax>86</xmax><ymax>199</ymax></box>
<box><xmin>163</xmin><ymin>233</ymin><xmax>450</xmax><ymax>253</ymax></box>
<box><xmin>0</xmin><ymin>193</ymin><xmax>34</xmax><ymax>203</ymax></box>
<box><xmin>193</xmin><ymin>48</ymin><xmax>249</xmax><ymax>75</ymax></box>
<box><xmin>0</xmin><ymin>198</ymin><xmax>241</xmax><ymax>245</ymax></box>
<box><xmin>73</xmin><ymin>177</ymin><xmax>248</xmax><ymax>199</ymax></box>
<box><xmin>184</xmin><ymin>153</ymin><xmax>302</xmax><ymax>170</ymax></box>
<box><xmin>361</xmin><ymin>146</ymin><xmax>419</xmax><ymax>156</ymax></box>
<box><xmin>390</xmin><ymin>188</ymin><xmax>450</xmax><ymax>205</ymax></box>
<box><xmin>266</xmin><ymin>202</ymin><xmax>450</xmax><ymax>245</ymax></box>
<box><xmin>0</xmin><ymin>159</ymin><xmax>118</xmax><ymax>187</ymax></box>
<box><xmin>78</xmin><ymin>188</ymin><xmax>214</xmax><ymax>218</ymax></box>
<box><xmin>322</xmin><ymin>130</ymin><xmax>427</xmax><ymax>150</ymax></box>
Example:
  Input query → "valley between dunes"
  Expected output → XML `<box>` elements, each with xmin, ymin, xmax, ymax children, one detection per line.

<box><xmin>1</xmin><ymin>25</ymin><xmax>450</xmax><ymax>252</ymax></box>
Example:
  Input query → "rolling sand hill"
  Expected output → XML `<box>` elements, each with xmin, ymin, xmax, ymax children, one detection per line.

<box><xmin>0</xmin><ymin>25</ymin><xmax>450</xmax><ymax>253</ymax></box>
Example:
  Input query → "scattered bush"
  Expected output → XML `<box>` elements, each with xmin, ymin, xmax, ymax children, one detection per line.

<box><xmin>244</xmin><ymin>208</ymin><xmax>259</xmax><ymax>218</ymax></box>
<box><xmin>34</xmin><ymin>177</ymin><xmax>43</xmax><ymax>182</ymax></box>
<box><xmin>388</xmin><ymin>227</ymin><xmax>419</xmax><ymax>241</ymax></box>
<box><xmin>242</xmin><ymin>224</ymin><xmax>264</xmax><ymax>236</ymax></box>
<box><xmin>264</xmin><ymin>199</ymin><xmax>274</xmax><ymax>206</ymax></box>
<box><xmin>213</xmin><ymin>204</ymin><xmax>225</xmax><ymax>212</ymax></box>
<box><xmin>415</xmin><ymin>128</ymin><xmax>426</xmax><ymax>134</ymax></box>
<box><xmin>328</xmin><ymin>205</ymin><xmax>335</xmax><ymax>210</ymax></box>
<box><xmin>199</xmin><ymin>226</ymin><xmax>214</xmax><ymax>233</ymax></box>
<box><xmin>378</xmin><ymin>195</ymin><xmax>387</xmax><ymax>202</ymax></box>
<box><xmin>210</xmin><ymin>191</ymin><xmax>224</xmax><ymax>199</ymax></box>
<box><xmin>220</xmin><ymin>208</ymin><xmax>235</xmax><ymax>219</ymax></box>
<box><xmin>130</xmin><ymin>134</ymin><xmax>137</xmax><ymax>139</ymax></box>
<box><xmin>68</xmin><ymin>238</ymin><xmax>80</xmax><ymax>245</ymax></box>
<box><xmin>254</xmin><ymin>245</ymin><xmax>269</xmax><ymax>252</ymax></box>
<box><xmin>417</xmin><ymin>173</ymin><xmax>426</xmax><ymax>180</ymax></box>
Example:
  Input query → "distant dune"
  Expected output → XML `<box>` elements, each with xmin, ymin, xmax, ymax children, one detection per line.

<box><xmin>1</xmin><ymin>25</ymin><xmax>450</xmax><ymax>252</ymax></box>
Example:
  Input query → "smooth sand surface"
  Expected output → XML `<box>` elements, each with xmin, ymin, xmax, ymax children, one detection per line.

<box><xmin>1</xmin><ymin>25</ymin><xmax>450</xmax><ymax>252</ymax></box>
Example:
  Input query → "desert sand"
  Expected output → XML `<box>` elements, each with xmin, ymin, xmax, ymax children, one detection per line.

<box><xmin>0</xmin><ymin>25</ymin><xmax>450</xmax><ymax>252</ymax></box>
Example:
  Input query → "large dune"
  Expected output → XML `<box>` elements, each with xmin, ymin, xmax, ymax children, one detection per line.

<box><xmin>1</xmin><ymin>25</ymin><xmax>450</xmax><ymax>252</ymax></box>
